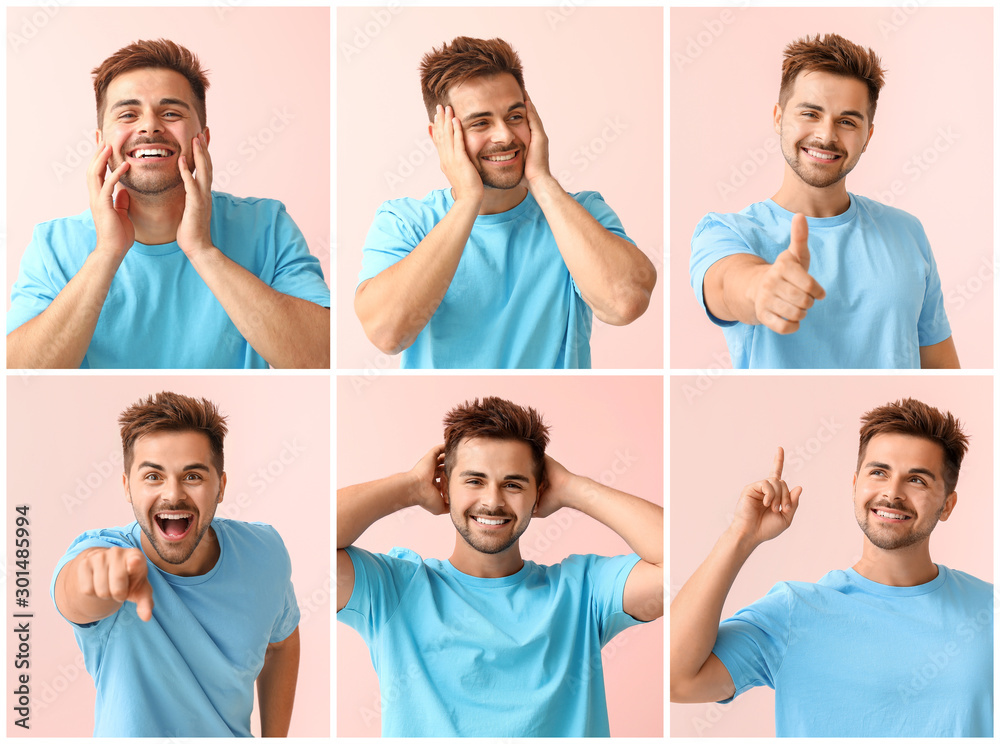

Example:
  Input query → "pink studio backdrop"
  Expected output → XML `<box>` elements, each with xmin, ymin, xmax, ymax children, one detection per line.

<box><xmin>6</xmin><ymin>376</ymin><xmax>331</xmax><ymax>737</ymax></box>
<box><xmin>6</xmin><ymin>7</ymin><xmax>332</xmax><ymax>309</ymax></box>
<box><xmin>337</xmin><ymin>375</ymin><xmax>664</xmax><ymax>737</ymax></box>
<box><xmin>669</xmin><ymin>375</ymin><xmax>992</xmax><ymax>737</ymax></box>
<box><xmin>670</xmin><ymin>7</ymin><xmax>993</xmax><ymax>369</ymax></box>
<box><xmin>336</xmin><ymin>6</ymin><xmax>664</xmax><ymax>370</ymax></box>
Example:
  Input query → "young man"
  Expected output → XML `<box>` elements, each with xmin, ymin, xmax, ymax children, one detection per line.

<box><xmin>670</xmin><ymin>399</ymin><xmax>992</xmax><ymax>736</ymax></box>
<box><xmin>689</xmin><ymin>34</ymin><xmax>958</xmax><ymax>369</ymax></box>
<box><xmin>355</xmin><ymin>37</ymin><xmax>656</xmax><ymax>369</ymax></box>
<box><xmin>52</xmin><ymin>392</ymin><xmax>300</xmax><ymax>736</ymax></box>
<box><xmin>337</xmin><ymin>397</ymin><xmax>663</xmax><ymax>736</ymax></box>
<box><xmin>8</xmin><ymin>39</ymin><xmax>330</xmax><ymax>369</ymax></box>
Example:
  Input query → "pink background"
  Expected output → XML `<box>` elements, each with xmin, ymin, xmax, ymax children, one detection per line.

<box><xmin>670</xmin><ymin>375</ymin><xmax>993</xmax><ymax>737</ymax></box>
<box><xmin>6</xmin><ymin>375</ymin><xmax>330</xmax><ymax>737</ymax></box>
<box><xmin>336</xmin><ymin>6</ymin><xmax>664</xmax><ymax>369</ymax></box>
<box><xmin>670</xmin><ymin>7</ymin><xmax>993</xmax><ymax>369</ymax></box>
<box><xmin>6</xmin><ymin>6</ymin><xmax>332</xmax><ymax>308</ymax></box>
<box><xmin>337</xmin><ymin>374</ymin><xmax>664</xmax><ymax>736</ymax></box>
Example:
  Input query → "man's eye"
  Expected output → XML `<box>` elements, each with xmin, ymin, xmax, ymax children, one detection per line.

<box><xmin>144</xmin><ymin>473</ymin><xmax>160</xmax><ymax>481</ymax></box>
<box><xmin>162</xmin><ymin>112</ymin><xmax>181</xmax><ymax>118</ymax></box>
<box><xmin>508</xmin><ymin>115</ymin><xmax>523</xmax><ymax>122</ymax></box>
<box><xmin>119</xmin><ymin>113</ymin><xmax>136</xmax><ymax>119</ymax></box>
<box><xmin>185</xmin><ymin>473</ymin><xmax>202</xmax><ymax>481</ymax></box>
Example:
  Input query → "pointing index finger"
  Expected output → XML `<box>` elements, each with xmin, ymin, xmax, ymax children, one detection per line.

<box><xmin>769</xmin><ymin>446</ymin><xmax>785</xmax><ymax>479</ymax></box>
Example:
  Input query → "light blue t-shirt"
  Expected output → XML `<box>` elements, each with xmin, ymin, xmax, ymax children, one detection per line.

<box><xmin>51</xmin><ymin>519</ymin><xmax>300</xmax><ymax>737</ymax></box>
<box><xmin>712</xmin><ymin>565</ymin><xmax>993</xmax><ymax>737</ymax></box>
<box><xmin>338</xmin><ymin>546</ymin><xmax>644</xmax><ymax>736</ymax></box>
<box><xmin>9</xmin><ymin>192</ymin><xmax>330</xmax><ymax>369</ymax></box>
<box><xmin>359</xmin><ymin>189</ymin><xmax>635</xmax><ymax>369</ymax></box>
<box><xmin>689</xmin><ymin>194</ymin><xmax>951</xmax><ymax>369</ymax></box>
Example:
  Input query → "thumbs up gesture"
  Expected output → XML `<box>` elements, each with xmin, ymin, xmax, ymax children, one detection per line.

<box><xmin>752</xmin><ymin>213</ymin><xmax>826</xmax><ymax>334</ymax></box>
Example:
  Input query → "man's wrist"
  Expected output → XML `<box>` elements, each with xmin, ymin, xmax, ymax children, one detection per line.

<box><xmin>526</xmin><ymin>172</ymin><xmax>562</xmax><ymax>203</ymax></box>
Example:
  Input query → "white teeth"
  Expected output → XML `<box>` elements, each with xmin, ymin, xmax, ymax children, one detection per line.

<box><xmin>805</xmin><ymin>148</ymin><xmax>837</xmax><ymax>160</ymax></box>
<box><xmin>132</xmin><ymin>148</ymin><xmax>170</xmax><ymax>158</ymax></box>
<box><xmin>875</xmin><ymin>510</ymin><xmax>908</xmax><ymax>520</ymax></box>
<box><xmin>474</xmin><ymin>516</ymin><xmax>508</xmax><ymax>526</ymax></box>
<box><xmin>158</xmin><ymin>514</ymin><xmax>191</xmax><ymax>520</ymax></box>
<box><xmin>485</xmin><ymin>153</ymin><xmax>516</xmax><ymax>162</ymax></box>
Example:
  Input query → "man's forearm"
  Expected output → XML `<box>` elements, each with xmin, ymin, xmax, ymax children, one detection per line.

<box><xmin>670</xmin><ymin>528</ymin><xmax>755</xmax><ymax>698</ymax></box>
<box><xmin>257</xmin><ymin>627</ymin><xmax>300</xmax><ymax>737</ymax></box>
<box><xmin>530</xmin><ymin>177</ymin><xmax>655</xmax><ymax>325</ymax></box>
<box><xmin>337</xmin><ymin>472</ymin><xmax>422</xmax><ymax>549</ymax></box>
<box><xmin>7</xmin><ymin>251</ymin><xmax>122</xmax><ymax>368</ymax></box>
<box><xmin>702</xmin><ymin>254</ymin><xmax>769</xmax><ymax>324</ymax></box>
<box><xmin>562</xmin><ymin>477</ymin><xmax>662</xmax><ymax>565</ymax></box>
<box><xmin>354</xmin><ymin>198</ymin><xmax>479</xmax><ymax>354</ymax></box>
<box><xmin>186</xmin><ymin>247</ymin><xmax>329</xmax><ymax>368</ymax></box>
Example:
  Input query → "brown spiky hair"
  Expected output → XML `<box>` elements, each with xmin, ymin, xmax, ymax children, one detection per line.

<box><xmin>92</xmin><ymin>39</ymin><xmax>209</xmax><ymax>128</ymax></box>
<box><xmin>419</xmin><ymin>36</ymin><xmax>525</xmax><ymax>120</ymax></box>
<box><xmin>119</xmin><ymin>392</ymin><xmax>228</xmax><ymax>475</ymax></box>
<box><xmin>857</xmin><ymin>398</ymin><xmax>968</xmax><ymax>495</ymax></box>
<box><xmin>443</xmin><ymin>397</ymin><xmax>549</xmax><ymax>484</ymax></box>
<box><xmin>779</xmin><ymin>33</ymin><xmax>885</xmax><ymax>122</ymax></box>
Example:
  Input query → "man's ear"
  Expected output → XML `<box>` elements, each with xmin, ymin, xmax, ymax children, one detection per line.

<box><xmin>440</xmin><ymin>471</ymin><xmax>449</xmax><ymax>505</ymax></box>
<box><xmin>534</xmin><ymin>479</ymin><xmax>546</xmax><ymax>514</ymax></box>
<box><xmin>123</xmin><ymin>472</ymin><xmax>131</xmax><ymax>503</ymax></box>
<box><xmin>95</xmin><ymin>129</ymin><xmax>103</xmax><ymax>147</ymax></box>
<box><xmin>218</xmin><ymin>471</ymin><xmax>227</xmax><ymax>504</ymax></box>
<box><xmin>773</xmin><ymin>102</ymin><xmax>783</xmax><ymax>135</ymax></box>
<box><xmin>202</xmin><ymin>126</ymin><xmax>211</xmax><ymax>146</ymax></box>
<box><xmin>939</xmin><ymin>491</ymin><xmax>958</xmax><ymax>521</ymax></box>
<box><xmin>862</xmin><ymin>123</ymin><xmax>874</xmax><ymax>153</ymax></box>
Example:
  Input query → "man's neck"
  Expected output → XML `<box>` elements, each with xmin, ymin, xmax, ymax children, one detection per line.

<box><xmin>852</xmin><ymin>539</ymin><xmax>939</xmax><ymax>587</ymax></box>
<box><xmin>125</xmin><ymin>186</ymin><xmax>188</xmax><ymax>245</ymax></box>
<box><xmin>477</xmin><ymin>184</ymin><xmax>528</xmax><ymax>216</ymax></box>
<box><xmin>449</xmin><ymin>537</ymin><xmax>524</xmax><ymax>578</ymax></box>
<box><xmin>771</xmin><ymin>169</ymin><xmax>851</xmax><ymax>218</ymax></box>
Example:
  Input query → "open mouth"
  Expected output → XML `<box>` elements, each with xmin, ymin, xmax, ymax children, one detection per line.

<box><xmin>471</xmin><ymin>515</ymin><xmax>512</xmax><ymax>528</ymax></box>
<box><xmin>482</xmin><ymin>150</ymin><xmax>519</xmax><ymax>164</ymax></box>
<box><xmin>801</xmin><ymin>146</ymin><xmax>842</xmax><ymax>163</ymax></box>
<box><xmin>154</xmin><ymin>512</ymin><xmax>194</xmax><ymax>541</ymax></box>
<box><xmin>871</xmin><ymin>508</ymin><xmax>912</xmax><ymax>523</ymax></box>
<box><xmin>127</xmin><ymin>146</ymin><xmax>176</xmax><ymax>161</ymax></box>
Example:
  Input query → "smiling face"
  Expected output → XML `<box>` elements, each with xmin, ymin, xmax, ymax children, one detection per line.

<box><xmin>444</xmin><ymin>437</ymin><xmax>540</xmax><ymax>556</ymax></box>
<box><xmin>446</xmin><ymin>73</ymin><xmax>530</xmax><ymax>190</ymax></box>
<box><xmin>123</xmin><ymin>429</ymin><xmax>226</xmax><ymax>576</ymax></box>
<box><xmin>853</xmin><ymin>433</ymin><xmax>957</xmax><ymax>552</ymax></box>
<box><xmin>774</xmin><ymin>70</ymin><xmax>873</xmax><ymax>190</ymax></box>
<box><xmin>99</xmin><ymin>67</ymin><xmax>207</xmax><ymax>196</ymax></box>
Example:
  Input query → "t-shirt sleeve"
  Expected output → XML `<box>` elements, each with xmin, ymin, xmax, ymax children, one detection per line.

<box><xmin>337</xmin><ymin>546</ymin><xmax>420</xmax><ymax>645</ymax></box>
<box><xmin>689</xmin><ymin>214</ymin><xmax>756</xmax><ymax>327</ymax></box>
<box><xmin>266</xmin><ymin>527</ymin><xmax>301</xmax><ymax>643</ymax></box>
<box><xmin>7</xmin><ymin>222</ymin><xmax>77</xmax><ymax>334</ymax></box>
<box><xmin>574</xmin><ymin>192</ymin><xmax>636</xmax><ymax>246</ymax></box>
<box><xmin>269</xmin><ymin>205</ymin><xmax>331</xmax><ymax>308</ymax></box>
<box><xmin>914</xmin><ymin>231</ymin><xmax>952</xmax><ymax>348</ymax></box>
<box><xmin>587</xmin><ymin>553</ymin><xmax>645</xmax><ymax>646</ymax></box>
<box><xmin>711</xmin><ymin>583</ymin><xmax>792</xmax><ymax>702</ymax></box>
<box><xmin>357</xmin><ymin>205</ymin><xmax>426</xmax><ymax>289</ymax></box>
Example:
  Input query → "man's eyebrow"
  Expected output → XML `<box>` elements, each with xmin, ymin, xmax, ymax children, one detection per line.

<box><xmin>460</xmin><ymin>102</ymin><xmax>526</xmax><ymax>124</ymax></box>
<box><xmin>110</xmin><ymin>98</ymin><xmax>191</xmax><ymax>111</ymax></box>
<box><xmin>863</xmin><ymin>461</ymin><xmax>937</xmax><ymax>480</ymax></box>
<box><xmin>457</xmin><ymin>469</ymin><xmax>530</xmax><ymax>483</ymax></box>
<box><xmin>137</xmin><ymin>461</ymin><xmax>210</xmax><ymax>472</ymax></box>
<box><xmin>796</xmin><ymin>102</ymin><xmax>865</xmax><ymax>120</ymax></box>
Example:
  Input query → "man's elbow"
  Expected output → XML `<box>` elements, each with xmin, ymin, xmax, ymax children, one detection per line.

<box><xmin>595</xmin><ymin>285</ymin><xmax>652</xmax><ymax>326</ymax></box>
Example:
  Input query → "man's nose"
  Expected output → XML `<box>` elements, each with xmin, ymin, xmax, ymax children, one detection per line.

<box><xmin>491</xmin><ymin>122</ymin><xmax>513</xmax><ymax>143</ymax></box>
<box><xmin>815</xmin><ymin>118</ymin><xmax>837</xmax><ymax>144</ymax></box>
<box><xmin>137</xmin><ymin>111</ymin><xmax>163</xmax><ymax>135</ymax></box>
<box><xmin>480</xmin><ymin>484</ymin><xmax>507</xmax><ymax>507</ymax></box>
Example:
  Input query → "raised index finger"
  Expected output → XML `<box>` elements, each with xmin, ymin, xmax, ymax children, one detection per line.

<box><xmin>769</xmin><ymin>446</ymin><xmax>785</xmax><ymax>479</ymax></box>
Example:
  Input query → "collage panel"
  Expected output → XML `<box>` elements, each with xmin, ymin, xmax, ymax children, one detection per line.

<box><xmin>336</xmin><ymin>374</ymin><xmax>663</xmax><ymax>736</ymax></box>
<box><xmin>6</xmin><ymin>375</ymin><xmax>330</xmax><ymax>736</ymax></box>
<box><xmin>6</xmin><ymin>6</ymin><xmax>331</xmax><ymax>369</ymax></box>
<box><xmin>670</xmin><ymin>374</ymin><xmax>992</xmax><ymax>736</ymax></box>
<box><xmin>670</xmin><ymin>6</ymin><xmax>991</xmax><ymax>370</ymax></box>
<box><xmin>336</xmin><ymin>6</ymin><xmax>663</xmax><ymax>370</ymax></box>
